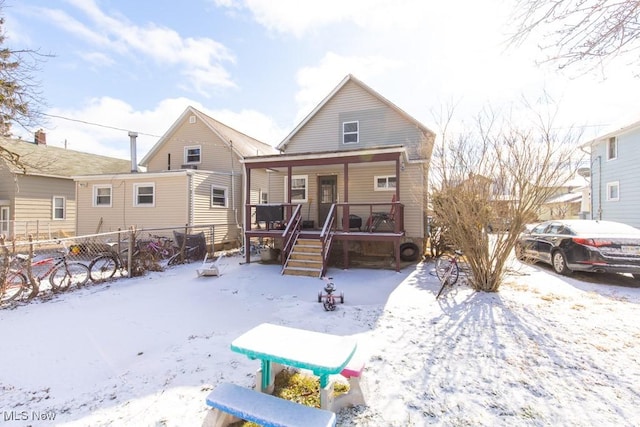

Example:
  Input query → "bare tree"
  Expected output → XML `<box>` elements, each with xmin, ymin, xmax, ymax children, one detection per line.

<box><xmin>509</xmin><ymin>0</ymin><xmax>640</xmax><ymax>73</ymax></box>
<box><xmin>0</xmin><ymin>1</ymin><xmax>50</xmax><ymax>168</ymax></box>
<box><xmin>430</xmin><ymin>100</ymin><xmax>584</xmax><ymax>292</ymax></box>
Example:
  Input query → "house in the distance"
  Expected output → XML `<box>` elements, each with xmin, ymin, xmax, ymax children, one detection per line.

<box><xmin>581</xmin><ymin>119</ymin><xmax>640</xmax><ymax>227</ymax></box>
<box><xmin>0</xmin><ymin>132</ymin><xmax>131</xmax><ymax>240</ymax></box>
<box><xmin>74</xmin><ymin>106</ymin><xmax>278</xmax><ymax>248</ymax></box>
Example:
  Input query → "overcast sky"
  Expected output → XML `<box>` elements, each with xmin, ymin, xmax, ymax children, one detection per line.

<box><xmin>5</xmin><ymin>0</ymin><xmax>640</xmax><ymax>160</ymax></box>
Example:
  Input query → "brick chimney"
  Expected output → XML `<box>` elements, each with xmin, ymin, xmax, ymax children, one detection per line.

<box><xmin>35</xmin><ymin>129</ymin><xmax>47</xmax><ymax>145</ymax></box>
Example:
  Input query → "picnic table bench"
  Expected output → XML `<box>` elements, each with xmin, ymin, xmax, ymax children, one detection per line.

<box><xmin>203</xmin><ymin>382</ymin><xmax>336</xmax><ymax>427</ymax></box>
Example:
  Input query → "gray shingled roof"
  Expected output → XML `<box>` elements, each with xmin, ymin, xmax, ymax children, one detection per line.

<box><xmin>0</xmin><ymin>138</ymin><xmax>133</xmax><ymax>177</ymax></box>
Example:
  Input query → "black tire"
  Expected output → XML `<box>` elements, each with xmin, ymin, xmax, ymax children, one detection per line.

<box><xmin>400</xmin><ymin>242</ymin><xmax>420</xmax><ymax>262</ymax></box>
<box><xmin>89</xmin><ymin>255</ymin><xmax>118</xmax><ymax>282</ymax></box>
<box><xmin>552</xmin><ymin>250</ymin><xmax>571</xmax><ymax>275</ymax></box>
<box><xmin>435</xmin><ymin>255</ymin><xmax>459</xmax><ymax>286</ymax></box>
<box><xmin>323</xmin><ymin>299</ymin><xmax>334</xmax><ymax>311</ymax></box>
<box><xmin>2</xmin><ymin>271</ymin><xmax>28</xmax><ymax>302</ymax></box>
<box><xmin>340</xmin><ymin>292</ymin><xmax>344</xmax><ymax>304</ymax></box>
<box><xmin>317</xmin><ymin>291</ymin><xmax>323</xmax><ymax>303</ymax></box>
<box><xmin>514</xmin><ymin>244</ymin><xmax>525</xmax><ymax>261</ymax></box>
<box><xmin>50</xmin><ymin>262</ymin><xmax>90</xmax><ymax>291</ymax></box>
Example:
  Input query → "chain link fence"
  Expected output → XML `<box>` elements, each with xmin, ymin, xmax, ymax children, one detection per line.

<box><xmin>1</xmin><ymin>224</ymin><xmax>221</xmax><ymax>309</ymax></box>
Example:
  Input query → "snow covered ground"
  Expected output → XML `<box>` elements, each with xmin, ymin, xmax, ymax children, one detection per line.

<box><xmin>1</xmin><ymin>254</ymin><xmax>639</xmax><ymax>426</ymax></box>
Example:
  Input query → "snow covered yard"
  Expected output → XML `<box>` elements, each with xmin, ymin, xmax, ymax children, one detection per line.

<box><xmin>1</xmin><ymin>255</ymin><xmax>639</xmax><ymax>426</ymax></box>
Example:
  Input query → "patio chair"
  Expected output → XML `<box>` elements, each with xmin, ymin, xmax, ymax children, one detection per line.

<box><xmin>367</xmin><ymin>194</ymin><xmax>397</xmax><ymax>232</ymax></box>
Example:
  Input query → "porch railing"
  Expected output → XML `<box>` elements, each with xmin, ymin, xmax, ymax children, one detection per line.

<box><xmin>281</xmin><ymin>204</ymin><xmax>302</xmax><ymax>267</ymax></box>
<box><xmin>319</xmin><ymin>204</ymin><xmax>337</xmax><ymax>275</ymax></box>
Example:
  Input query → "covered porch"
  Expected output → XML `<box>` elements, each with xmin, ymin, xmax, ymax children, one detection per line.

<box><xmin>241</xmin><ymin>147</ymin><xmax>408</xmax><ymax>275</ymax></box>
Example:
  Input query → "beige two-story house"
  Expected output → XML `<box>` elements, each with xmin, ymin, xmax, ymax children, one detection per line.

<box><xmin>74</xmin><ymin>106</ymin><xmax>278</xmax><ymax>247</ymax></box>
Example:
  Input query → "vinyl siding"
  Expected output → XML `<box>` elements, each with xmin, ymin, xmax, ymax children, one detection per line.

<box><xmin>76</xmin><ymin>175</ymin><xmax>190</xmax><ymax>235</ymax></box>
<box><xmin>592</xmin><ymin>129</ymin><xmax>640</xmax><ymax>227</ymax></box>
<box><xmin>12</xmin><ymin>174</ymin><xmax>76</xmax><ymax>238</ymax></box>
<box><xmin>145</xmin><ymin>118</ymin><xmax>240</xmax><ymax>173</ymax></box>
<box><xmin>191</xmin><ymin>171</ymin><xmax>241</xmax><ymax>245</ymax></box>
<box><xmin>283</xmin><ymin>80</ymin><xmax>427</xmax><ymax>160</ymax></box>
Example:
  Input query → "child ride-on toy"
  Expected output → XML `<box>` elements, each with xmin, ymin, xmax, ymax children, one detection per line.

<box><xmin>317</xmin><ymin>277</ymin><xmax>344</xmax><ymax>311</ymax></box>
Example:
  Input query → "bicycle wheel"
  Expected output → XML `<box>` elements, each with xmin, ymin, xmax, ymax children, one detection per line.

<box><xmin>89</xmin><ymin>254</ymin><xmax>118</xmax><ymax>282</ymax></box>
<box><xmin>49</xmin><ymin>262</ymin><xmax>90</xmax><ymax>291</ymax></box>
<box><xmin>435</xmin><ymin>255</ymin><xmax>459</xmax><ymax>285</ymax></box>
<box><xmin>2</xmin><ymin>271</ymin><xmax>28</xmax><ymax>302</ymax></box>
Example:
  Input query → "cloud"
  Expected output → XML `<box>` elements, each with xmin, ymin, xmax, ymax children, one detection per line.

<box><xmin>33</xmin><ymin>0</ymin><xmax>236</xmax><ymax>96</ymax></box>
<box><xmin>294</xmin><ymin>52</ymin><xmax>402</xmax><ymax>122</ymax></box>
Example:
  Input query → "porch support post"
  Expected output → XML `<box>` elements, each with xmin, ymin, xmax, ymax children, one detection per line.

<box><xmin>343</xmin><ymin>161</ymin><xmax>349</xmax><ymax>270</ymax></box>
<box><xmin>245</xmin><ymin>167</ymin><xmax>251</xmax><ymax>264</ymax></box>
<box><xmin>286</xmin><ymin>166</ymin><xmax>292</xmax><ymax>220</ymax></box>
<box><xmin>395</xmin><ymin>155</ymin><xmax>401</xmax><ymax>271</ymax></box>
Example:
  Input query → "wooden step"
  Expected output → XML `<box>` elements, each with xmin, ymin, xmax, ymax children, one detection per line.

<box><xmin>282</xmin><ymin>266</ymin><xmax>322</xmax><ymax>277</ymax></box>
<box><xmin>289</xmin><ymin>252</ymin><xmax>323</xmax><ymax>261</ymax></box>
<box><xmin>287</xmin><ymin>259</ymin><xmax>323</xmax><ymax>269</ymax></box>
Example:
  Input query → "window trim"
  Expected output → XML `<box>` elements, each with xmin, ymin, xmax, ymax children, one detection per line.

<box><xmin>52</xmin><ymin>196</ymin><xmax>65</xmax><ymax>220</ymax></box>
<box><xmin>606</xmin><ymin>181</ymin><xmax>619</xmax><ymax>201</ymax></box>
<box><xmin>374</xmin><ymin>175</ymin><xmax>397</xmax><ymax>191</ymax></box>
<box><xmin>133</xmin><ymin>183</ymin><xmax>155</xmax><ymax>207</ymax></box>
<box><xmin>184</xmin><ymin>145</ymin><xmax>202</xmax><ymax>164</ymax></box>
<box><xmin>342</xmin><ymin>121</ymin><xmax>359</xmax><ymax>145</ymax></box>
<box><xmin>285</xmin><ymin>175</ymin><xmax>309</xmax><ymax>203</ymax></box>
<box><xmin>93</xmin><ymin>184</ymin><xmax>112</xmax><ymax>207</ymax></box>
<box><xmin>211</xmin><ymin>185</ymin><xmax>228</xmax><ymax>208</ymax></box>
<box><xmin>607</xmin><ymin>137</ymin><xmax>617</xmax><ymax>160</ymax></box>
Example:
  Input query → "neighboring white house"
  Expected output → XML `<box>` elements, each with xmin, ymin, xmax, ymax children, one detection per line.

<box><xmin>581</xmin><ymin>119</ymin><xmax>640</xmax><ymax>227</ymax></box>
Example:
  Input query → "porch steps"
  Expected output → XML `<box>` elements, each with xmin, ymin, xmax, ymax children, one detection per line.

<box><xmin>282</xmin><ymin>238</ymin><xmax>324</xmax><ymax>277</ymax></box>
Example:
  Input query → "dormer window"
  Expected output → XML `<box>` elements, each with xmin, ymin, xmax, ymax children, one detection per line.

<box><xmin>184</xmin><ymin>145</ymin><xmax>201</xmax><ymax>164</ymax></box>
<box><xmin>343</xmin><ymin>121</ymin><xmax>359</xmax><ymax>144</ymax></box>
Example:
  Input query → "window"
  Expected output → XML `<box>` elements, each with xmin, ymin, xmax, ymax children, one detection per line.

<box><xmin>134</xmin><ymin>183</ymin><xmax>155</xmax><ymax>206</ymax></box>
<box><xmin>260</xmin><ymin>191</ymin><xmax>268</xmax><ymax>204</ymax></box>
<box><xmin>607</xmin><ymin>137</ymin><xmax>617</xmax><ymax>160</ymax></box>
<box><xmin>1</xmin><ymin>207</ymin><xmax>9</xmax><ymax>234</ymax></box>
<box><xmin>285</xmin><ymin>175</ymin><xmax>308</xmax><ymax>202</ymax></box>
<box><xmin>607</xmin><ymin>181</ymin><xmax>619</xmax><ymax>201</ymax></box>
<box><xmin>211</xmin><ymin>186</ymin><xmax>228</xmax><ymax>207</ymax></box>
<box><xmin>184</xmin><ymin>145</ymin><xmax>201</xmax><ymax>164</ymax></box>
<box><xmin>93</xmin><ymin>185</ymin><xmax>112</xmax><ymax>207</ymax></box>
<box><xmin>343</xmin><ymin>121</ymin><xmax>359</xmax><ymax>144</ymax></box>
<box><xmin>52</xmin><ymin>196</ymin><xmax>65</xmax><ymax>220</ymax></box>
<box><xmin>374</xmin><ymin>175</ymin><xmax>397</xmax><ymax>191</ymax></box>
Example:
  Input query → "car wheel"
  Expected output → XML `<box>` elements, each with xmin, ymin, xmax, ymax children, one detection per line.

<box><xmin>514</xmin><ymin>244</ymin><xmax>525</xmax><ymax>261</ymax></box>
<box><xmin>552</xmin><ymin>250</ymin><xmax>570</xmax><ymax>275</ymax></box>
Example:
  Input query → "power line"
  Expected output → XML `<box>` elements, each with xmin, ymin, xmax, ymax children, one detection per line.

<box><xmin>42</xmin><ymin>113</ymin><xmax>162</xmax><ymax>138</ymax></box>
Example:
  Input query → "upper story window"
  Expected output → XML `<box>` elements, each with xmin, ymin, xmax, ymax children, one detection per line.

<box><xmin>260</xmin><ymin>190</ymin><xmax>268</xmax><ymax>204</ymax></box>
<box><xmin>374</xmin><ymin>175</ymin><xmax>396</xmax><ymax>191</ymax></box>
<box><xmin>607</xmin><ymin>181</ymin><xmax>619</xmax><ymax>201</ymax></box>
<box><xmin>52</xmin><ymin>196</ymin><xmax>65</xmax><ymax>220</ymax></box>
<box><xmin>134</xmin><ymin>183</ymin><xmax>155</xmax><ymax>207</ymax></box>
<box><xmin>93</xmin><ymin>185</ymin><xmax>112</xmax><ymax>207</ymax></box>
<box><xmin>343</xmin><ymin>121</ymin><xmax>359</xmax><ymax>144</ymax></box>
<box><xmin>211</xmin><ymin>186</ymin><xmax>228</xmax><ymax>208</ymax></box>
<box><xmin>184</xmin><ymin>145</ymin><xmax>201</xmax><ymax>164</ymax></box>
<box><xmin>607</xmin><ymin>137</ymin><xmax>617</xmax><ymax>160</ymax></box>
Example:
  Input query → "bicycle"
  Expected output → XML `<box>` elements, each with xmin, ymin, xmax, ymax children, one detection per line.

<box><xmin>3</xmin><ymin>242</ymin><xmax>90</xmax><ymax>298</ymax></box>
<box><xmin>435</xmin><ymin>249</ymin><xmax>463</xmax><ymax>299</ymax></box>
<box><xmin>137</xmin><ymin>234</ymin><xmax>175</xmax><ymax>261</ymax></box>
<box><xmin>317</xmin><ymin>276</ymin><xmax>344</xmax><ymax>311</ymax></box>
<box><xmin>88</xmin><ymin>243</ymin><xmax>131</xmax><ymax>282</ymax></box>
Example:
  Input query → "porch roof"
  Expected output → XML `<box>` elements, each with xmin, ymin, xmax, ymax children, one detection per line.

<box><xmin>241</xmin><ymin>145</ymin><xmax>408</xmax><ymax>169</ymax></box>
